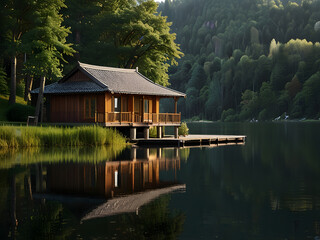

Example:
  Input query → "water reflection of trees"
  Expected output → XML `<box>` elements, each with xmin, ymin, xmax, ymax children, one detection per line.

<box><xmin>179</xmin><ymin>123</ymin><xmax>320</xmax><ymax>239</ymax></box>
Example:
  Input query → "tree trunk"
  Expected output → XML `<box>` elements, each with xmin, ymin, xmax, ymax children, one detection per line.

<box><xmin>9</xmin><ymin>55</ymin><xmax>17</xmax><ymax>105</ymax></box>
<box><xmin>24</xmin><ymin>75</ymin><xmax>33</xmax><ymax>102</ymax></box>
<box><xmin>34</xmin><ymin>76</ymin><xmax>46</xmax><ymax>125</ymax></box>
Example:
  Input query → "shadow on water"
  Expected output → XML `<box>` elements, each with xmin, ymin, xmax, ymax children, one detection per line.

<box><xmin>0</xmin><ymin>146</ymin><xmax>187</xmax><ymax>239</ymax></box>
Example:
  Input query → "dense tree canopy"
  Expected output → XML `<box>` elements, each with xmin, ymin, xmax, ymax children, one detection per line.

<box><xmin>159</xmin><ymin>0</ymin><xmax>320</xmax><ymax>121</ymax></box>
<box><xmin>0</xmin><ymin>0</ymin><xmax>182</xmax><ymax>107</ymax></box>
<box><xmin>1</xmin><ymin>0</ymin><xmax>320</xmax><ymax>121</ymax></box>
<box><xmin>63</xmin><ymin>0</ymin><xmax>183</xmax><ymax>86</ymax></box>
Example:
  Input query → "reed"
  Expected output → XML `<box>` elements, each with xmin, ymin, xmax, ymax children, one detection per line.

<box><xmin>0</xmin><ymin>125</ymin><xmax>127</xmax><ymax>148</ymax></box>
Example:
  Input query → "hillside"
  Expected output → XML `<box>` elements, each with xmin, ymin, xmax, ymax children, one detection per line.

<box><xmin>159</xmin><ymin>0</ymin><xmax>320</xmax><ymax>121</ymax></box>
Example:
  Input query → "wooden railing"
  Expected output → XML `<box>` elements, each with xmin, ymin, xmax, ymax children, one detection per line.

<box><xmin>96</xmin><ymin>112</ymin><xmax>180</xmax><ymax>124</ymax></box>
<box><xmin>143</xmin><ymin>113</ymin><xmax>181</xmax><ymax>123</ymax></box>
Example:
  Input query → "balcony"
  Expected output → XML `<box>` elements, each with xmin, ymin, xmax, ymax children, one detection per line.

<box><xmin>96</xmin><ymin>112</ymin><xmax>181</xmax><ymax>125</ymax></box>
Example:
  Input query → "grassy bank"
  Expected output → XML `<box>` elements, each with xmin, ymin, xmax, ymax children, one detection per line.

<box><xmin>0</xmin><ymin>125</ymin><xmax>126</xmax><ymax>148</ymax></box>
<box><xmin>0</xmin><ymin>95</ymin><xmax>29</xmax><ymax>121</ymax></box>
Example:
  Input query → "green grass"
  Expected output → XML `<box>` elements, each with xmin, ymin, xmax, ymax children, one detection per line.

<box><xmin>0</xmin><ymin>125</ymin><xmax>127</xmax><ymax>149</ymax></box>
<box><xmin>0</xmin><ymin>94</ymin><xmax>28</xmax><ymax>121</ymax></box>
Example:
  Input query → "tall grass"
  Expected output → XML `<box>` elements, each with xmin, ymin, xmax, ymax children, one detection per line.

<box><xmin>0</xmin><ymin>125</ymin><xmax>126</xmax><ymax>148</ymax></box>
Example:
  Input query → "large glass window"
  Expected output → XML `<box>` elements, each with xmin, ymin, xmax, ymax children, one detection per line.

<box><xmin>85</xmin><ymin>97</ymin><xmax>96</xmax><ymax>118</ymax></box>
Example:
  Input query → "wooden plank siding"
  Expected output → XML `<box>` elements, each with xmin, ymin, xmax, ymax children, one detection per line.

<box><xmin>48</xmin><ymin>91</ymin><xmax>180</xmax><ymax>125</ymax></box>
<box><xmin>68</xmin><ymin>70</ymin><xmax>91</xmax><ymax>82</ymax></box>
<box><xmin>49</xmin><ymin>93</ymin><xmax>105</xmax><ymax>123</ymax></box>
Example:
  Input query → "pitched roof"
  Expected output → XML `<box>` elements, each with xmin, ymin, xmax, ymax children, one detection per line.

<box><xmin>33</xmin><ymin>62</ymin><xmax>185</xmax><ymax>97</ymax></box>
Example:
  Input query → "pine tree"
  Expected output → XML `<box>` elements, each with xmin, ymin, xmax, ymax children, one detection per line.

<box><xmin>22</xmin><ymin>0</ymin><xmax>74</xmax><ymax>123</ymax></box>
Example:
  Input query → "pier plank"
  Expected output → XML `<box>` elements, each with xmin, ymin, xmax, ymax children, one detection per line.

<box><xmin>132</xmin><ymin>134</ymin><xmax>246</xmax><ymax>147</ymax></box>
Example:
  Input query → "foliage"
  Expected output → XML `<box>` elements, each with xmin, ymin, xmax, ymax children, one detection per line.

<box><xmin>22</xmin><ymin>0</ymin><xmax>75</xmax><ymax>78</ymax></box>
<box><xmin>149</xmin><ymin>126</ymin><xmax>157</xmax><ymax>138</ymax></box>
<box><xmin>159</xmin><ymin>0</ymin><xmax>320</xmax><ymax>120</ymax></box>
<box><xmin>16</xmin><ymin>80</ymin><xmax>25</xmax><ymax>97</ymax></box>
<box><xmin>221</xmin><ymin>108</ymin><xmax>238</xmax><ymax>122</ymax></box>
<box><xmin>0</xmin><ymin>68</ymin><xmax>9</xmax><ymax>95</ymax></box>
<box><xmin>6</xmin><ymin>103</ymin><xmax>35</xmax><ymax>122</ymax></box>
<box><xmin>178</xmin><ymin>122</ymin><xmax>189</xmax><ymax>136</ymax></box>
<box><xmin>63</xmin><ymin>0</ymin><xmax>182</xmax><ymax>86</ymax></box>
<box><xmin>0</xmin><ymin>125</ymin><xmax>126</xmax><ymax>148</ymax></box>
<box><xmin>0</xmin><ymin>95</ymin><xmax>28</xmax><ymax>121</ymax></box>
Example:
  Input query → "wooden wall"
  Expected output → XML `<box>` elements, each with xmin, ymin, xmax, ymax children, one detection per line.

<box><xmin>49</xmin><ymin>93</ymin><xmax>105</xmax><ymax>123</ymax></box>
<box><xmin>104</xmin><ymin>94</ymin><xmax>160</xmax><ymax>114</ymax></box>
<box><xmin>68</xmin><ymin>70</ymin><xmax>91</xmax><ymax>82</ymax></box>
<box><xmin>48</xmin><ymin>92</ymin><xmax>161</xmax><ymax>123</ymax></box>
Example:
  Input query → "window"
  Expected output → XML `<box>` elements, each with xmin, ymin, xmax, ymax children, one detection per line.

<box><xmin>85</xmin><ymin>97</ymin><xmax>96</xmax><ymax>118</ymax></box>
<box><xmin>134</xmin><ymin>98</ymin><xmax>140</xmax><ymax>114</ymax></box>
<box><xmin>114</xmin><ymin>97</ymin><xmax>121</xmax><ymax>112</ymax></box>
<box><xmin>144</xmin><ymin>99</ymin><xmax>149</xmax><ymax>113</ymax></box>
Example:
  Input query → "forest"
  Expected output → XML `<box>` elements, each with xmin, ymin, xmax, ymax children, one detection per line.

<box><xmin>159</xmin><ymin>0</ymin><xmax>320</xmax><ymax>121</ymax></box>
<box><xmin>0</xmin><ymin>0</ymin><xmax>320</xmax><ymax>121</ymax></box>
<box><xmin>0</xmin><ymin>0</ymin><xmax>182</xmax><ymax>120</ymax></box>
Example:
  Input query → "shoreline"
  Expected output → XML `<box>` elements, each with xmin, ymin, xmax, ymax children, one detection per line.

<box><xmin>0</xmin><ymin>125</ymin><xmax>127</xmax><ymax>149</ymax></box>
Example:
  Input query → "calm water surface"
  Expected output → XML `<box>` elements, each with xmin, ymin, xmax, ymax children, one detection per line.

<box><xmin>1</xmin><ymin>122</ymin><xmax>320</xmax><ymax>239</ymax></box>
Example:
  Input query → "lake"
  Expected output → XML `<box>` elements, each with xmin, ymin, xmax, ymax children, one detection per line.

<box><xmin>1</xmin><ymin>122</ymin><xmax>320</xmax><ymax>239</ymax></box>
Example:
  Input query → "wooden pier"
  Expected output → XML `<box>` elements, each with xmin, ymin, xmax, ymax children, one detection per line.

<box><xmin>131</xmin><ymin>134</ymin><xmax>246</xmax><ymax>147</ymax></box>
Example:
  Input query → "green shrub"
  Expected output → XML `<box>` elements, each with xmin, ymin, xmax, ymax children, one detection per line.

<box><xmin>221</xmin><ymin>108</ymin><xmax>235</xmax><ymax>122</ymax></box>
<box><xmin>178</xmin><ymin>122</ymin><xmax>189</xmax><ymax>136</ymax></box>
<box><xmin>258</xmin><ymin>109</ymin><xmax>268</xmax><ymax>121</ymax></box>
<box><xmin>188</xmin><ymin>116</ymin><xmax>200</xmax><ymax>122</ymax></box>
<box><xmin>224</xmin><ymin>114</ymin><xmax>239</xmax><ymax>122</ymax></box>
<box><xmin>6</xmin><ymin>103</ymin><xmax>35</xmax><ymax>122</ymax></box>
<box><xmin>149</xmin><ymin>127</ymin><xmax>157</xmax><ymax>138</ymax></box>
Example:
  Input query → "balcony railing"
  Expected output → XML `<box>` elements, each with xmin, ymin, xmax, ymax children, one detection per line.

<box><xmin>96</xmin><ymin>112</ymin><xmax>181</xmax><ymax>124</ymax></box>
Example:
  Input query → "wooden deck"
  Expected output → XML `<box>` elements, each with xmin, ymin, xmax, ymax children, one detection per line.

<box><xmin>131</xmin><ymin>134</ymin><xmax>246</xmax><ymax>147</ymax></box>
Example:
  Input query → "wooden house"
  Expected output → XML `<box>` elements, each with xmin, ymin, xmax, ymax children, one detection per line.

<box><xmin>33</xmin><ymin>62</ymin><xmax>186</xmax><ymax>139</ymax></box>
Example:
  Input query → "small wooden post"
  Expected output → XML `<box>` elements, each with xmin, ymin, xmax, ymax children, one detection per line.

<box><xmin>157</xmin><ymin>126</ymin><xmax>162</xmax><ymax>139</ymax></box>
<box><xmin>130</xmin><ymin>127</ymin><xmax>137</xmax><ymax>140</ymax></box>
<box><xmin>143</xmin><ymin>127</ymin><xmax>149</xmax><ymax>139</ymax></box>
<box><xmin>132</xmin><ymin>95</ymin><xmax>135</xmax><ymax>122</ymax></box>
<box><xmin>174</xmin><ymin>126</ymin><xmax>179</xmax><ymax>139</ymax></box>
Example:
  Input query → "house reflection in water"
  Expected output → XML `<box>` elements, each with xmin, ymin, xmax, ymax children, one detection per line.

<box><xmin>41</xmin><ymin>148</ymin><xmax>182</xmax><ymax>199</ymax></box>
